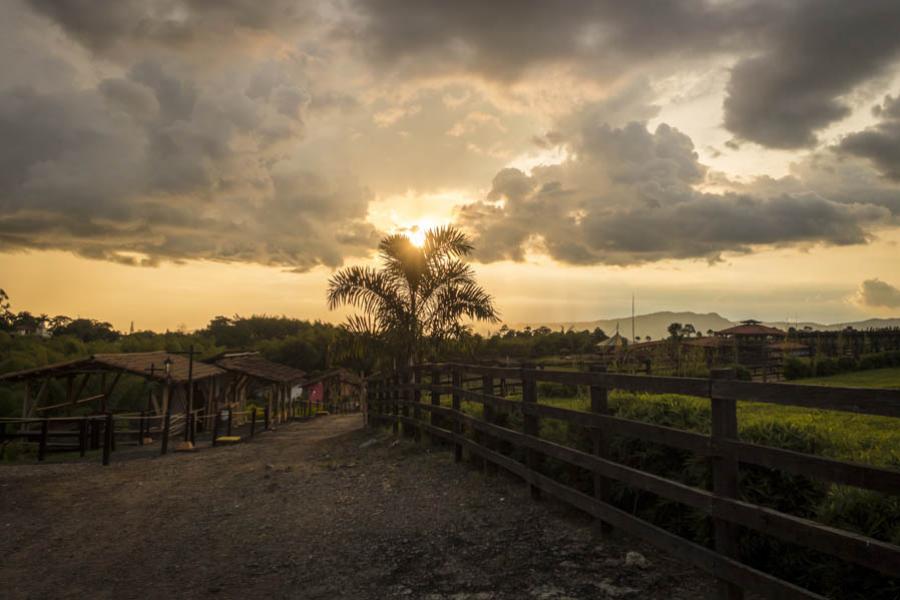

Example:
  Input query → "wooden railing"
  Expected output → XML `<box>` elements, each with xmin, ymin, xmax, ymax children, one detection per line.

<box><xmin>365</xmin><ymin>363</ymin><xmax>900</xmax><ymax>600</ymax></box>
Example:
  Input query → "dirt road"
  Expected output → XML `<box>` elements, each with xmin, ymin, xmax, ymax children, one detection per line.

<box><xmin>0</xmin><ymin>415</ymin><xmax>714</xmax><ymax>599</ymax></box>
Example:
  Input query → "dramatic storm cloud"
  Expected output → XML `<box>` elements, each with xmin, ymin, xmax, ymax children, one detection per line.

<box><xmin>856</xmin><ymin>279</ymin><xmax>900</xmax><ymax>309</ymax></box>
<box><xmin>838</xmin><ymin>94</ymin><xmax>900</xmax><ymax>182</ymax></box>
<box><xmin>723</xmin><ymin>0</ymin><xmax>900</xmax><ymax>149</ymax></box>
<box><xmin>458</xmin><ymin>119</ymin><xmax>892</xmax><ymax>266</ymax></box>
<box><xmin>1</xmin><ymin>0</ymin><xmax>900</xmax><ymax>272</ymax></box>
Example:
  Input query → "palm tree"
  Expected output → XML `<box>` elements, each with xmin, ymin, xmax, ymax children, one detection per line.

<box><xmin>327</xmin><ymin>226</ymin><xmax>499</xmax><ymax>366</ymax></box>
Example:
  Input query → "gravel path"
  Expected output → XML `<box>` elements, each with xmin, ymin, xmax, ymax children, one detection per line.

<box><xmin>0</xmin><ymin>414</ymin><xmax>715</xmax><ymax>599</ymax></box>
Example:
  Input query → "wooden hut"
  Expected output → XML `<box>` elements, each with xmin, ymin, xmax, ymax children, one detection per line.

<box><xmin>0</xmin><ymin>351</ymin><xmax>226</xmax><ymax>419</ymax></box>
<box><xmin>209</xmin><ymin>352</ymin><xmax>307</xmax><ymax>423</ymax></box>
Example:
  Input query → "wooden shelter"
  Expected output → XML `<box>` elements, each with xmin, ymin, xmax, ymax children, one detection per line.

<box><xmin>0</xmin><ymin>351</ymin><xmax>226</xmax><ymax>419</ymax></box>
<box><xmin>209</xmin><ymin>352</ymin><xmax>306</xmax><ymax>422</ymax></box>
<box><xmin>302</xmin><ymin>368</ymin><xmax>364</xmax><ymax>414</ymax></box>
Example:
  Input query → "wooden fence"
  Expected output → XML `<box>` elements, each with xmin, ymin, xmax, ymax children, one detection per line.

<box><xmin>0</xmin><ymin>396</ymin><xmax>332</xmax><ymax>465</ymax></box>
<box><xmin>366</xmin><ymin>363</ymin><xmax>900</xmax><ymax>600</ymax></box>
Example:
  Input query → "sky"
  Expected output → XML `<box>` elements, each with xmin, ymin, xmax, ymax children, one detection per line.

<box><xmin>2</xmin><ymin>0</ymin><xmax>900</xmax><ymax>332</ymax></box>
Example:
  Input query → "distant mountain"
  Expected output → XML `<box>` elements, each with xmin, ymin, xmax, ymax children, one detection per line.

<box><xmin>765</xmin><ymin>318</ymin><xmax>900</xmax><ymax>332</ymax></box>
<box><xmin>501</xmin><ymin>311</ymin><xmax>735</xmax><ymax>341</ymax></box>
<box><xmin>491</xmin><ymin>312</ymin><xmax>900</xmax><ymax>341</ymax></box>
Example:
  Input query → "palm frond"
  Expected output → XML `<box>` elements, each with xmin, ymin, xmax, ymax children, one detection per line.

<box><xmin>424</xmin><ymin>225</ymin><xmax>474</xmax><ymax>258</ymax></box>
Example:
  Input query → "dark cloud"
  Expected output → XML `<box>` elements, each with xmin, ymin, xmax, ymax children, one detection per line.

<box><xmin>458</xmin><ymin>119</ymin><xmax>892</xmax><ymax>266</ymax></box>
<box><xmin>0</xmin><ymin>55</ymin><xmax>379</xmax><ymax>271</ymax></box>
<box><xmin>856</xmin><ymin>279</ymin><xmax>900</xmax><ymax>308</ymax></box>
<box><xmin>837</xmin><ymin>95</ymin><xmax>900</xmax><ymax>181</ymax></box>
<box><xmin>27</xmin><ymin>0</ymin><xmax>312</xmax><ymax>53</ymax></box>
<box><xmin>349</xmin><ymin>0</ymin><xmax>749</xmax><ymax>81</ymax></box>
<box><xmin>723</xmin><ymin>1</ymin><xmax>900</xmax><ymax>149</ymax></box>
<box><xmin>353</xmin><ymin>1</ymin><xmax>900</xmax><ymax>150</ymax></box>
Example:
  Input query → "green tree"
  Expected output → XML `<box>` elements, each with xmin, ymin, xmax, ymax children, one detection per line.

<box><xmin>327</xmin><ymin>226</ymin><xmax>499</xmax><ymax>366</ymax></box>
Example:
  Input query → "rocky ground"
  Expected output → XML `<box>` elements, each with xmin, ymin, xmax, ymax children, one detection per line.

<box><xmin>0</xmin><ymin>414</ymin><xmax>716</xmax><ymax>599</ymax></box>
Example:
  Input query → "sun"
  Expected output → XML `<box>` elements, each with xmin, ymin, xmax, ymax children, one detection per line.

<box><xmin>408</xmin><ymin>227</ymin><xmax>426</xmax><ymax>247</ymax></box>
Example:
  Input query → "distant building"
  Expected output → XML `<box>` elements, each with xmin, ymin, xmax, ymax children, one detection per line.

<box><xmin>596</xmin><ymin>331</ymin><xmax>629</xmax><ymax>352</ymax></box>
<box><xmin>13</xmin><ymin>322</ymin><xmax>52</xmax><ymax>339</ymax></box>
<box><xmin>714</xmin><ymin>320</ymin><xmax>787</xmax><ymax>341</ymax></box>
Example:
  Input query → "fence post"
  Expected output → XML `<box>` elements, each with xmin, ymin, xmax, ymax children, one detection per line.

<box><xmin>400</xmin><ymin>369</ymin><xmax>412</xmax><ymax>438</ymax></box>
<box><xmin>451</xmin><ymin>367</ymin><xmax>462</xmax><ymax>462</ymax></box>
<box><xmin>250</xmin><ymin>407</ymin><xmax>257</xmax><ymax>438</ymax></box>
<box><xmin>379</xmin><ymin>377</ymin><xmax>387</xmax><ymax>425</ymax></box>
<box><xmin>79</xmin><ymin>417</ymin><xmax>87</xmax><ymax>457</ymax></box>
<box><xmin>212</xmin><ymin>410</ymin><xmax>220</xmax><ymax>447</ymax></box>
<box><xmin>521</xmin><ymin>363</ymin><xmax>541</xmax><ymax>499</ymax></box>
<box><xmin>589</xmin><ymin>365</ymin><xmax>612</xmax><ymax>537</ymax></box>
<box><xmin>38</xmin><ymin>418</ymin><xmax>49</xmax><ymax>462</ymax></box>
<box><xmin>91</xmin><ymin>419</ymin><xmax>100</xmax><ymax>450</ymax></box>
<box><xmin>482</xmin><ymin>373</ymin><xmax>496</xmax><ymax>475</ymax></box>
<box><xmin>391</xmin><ymin>373</ymin><xmax>400</xmax><ymax>436</ymax></box>
<box><xmin>102</xmin><ymin>413</ymin><xmax>113</xmax><ymax>466</ymax></box>
<box><xmin>412</xmin><ymin>368</ymin><xmax>422</xmax><ymax>443</ymax></box>
<box><xmin>364</xmin><ymin>381</ymin><xmax>373</xmax><ymax>427</ymax></box>
<box><xmin>430</xmin><ymin>369</ymin><xmax>442</xmax><ymax>436</ymax></box>
<box><xmin>710</xmin><ymin>367</ymin><xmax>743</xmax><ymax>600</ymax></box>
<box><xmin>160</xmin><ymin>412</ymin><xmax>171</xmax><ymax>455</ymax></box>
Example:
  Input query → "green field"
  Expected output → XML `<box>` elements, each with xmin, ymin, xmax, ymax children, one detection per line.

<box><xmin>795</xmin><ymin>366</ymin><xmax>900</xmax><ymax>388</ymax></box>
<box><xmin>514</xmin><ymin>367</ymin><xmax>900</xmax><ymax>467</ymax></box>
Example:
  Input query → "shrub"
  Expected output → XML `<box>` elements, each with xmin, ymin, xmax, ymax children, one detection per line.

<box><xmin>783</xmin><ymin>357</ymin><xmax>813</xmax><ymax>380</ymax></box>
<box><xmin>814</xmin><ymin>357</ymin><xmax>841</xmax><ymax>376</ymax></box>
<box><xmin>733</xmin><ymin>365</ymin><xmax>753</xmax><ymax>381</ymax></box>
<box><xmin>537</xmin><ymin>381</ymin><xmax>580</xmax><ymax>398</ymax></box>
<box><xmin>837</xmin><ymin>356</ymin><xmax>858</xmax><ymax>372</ymax></box>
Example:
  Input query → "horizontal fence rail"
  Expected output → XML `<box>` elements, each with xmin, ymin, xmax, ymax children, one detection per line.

<box><xmin>365</xmin><ymin>362</ymin><xmax>900</xmax><ymax>600</ymax></box>
<box><xmin>0</xmin><ymin>393</ymin><xmax>351</xmax><ymax>465</ymax></box>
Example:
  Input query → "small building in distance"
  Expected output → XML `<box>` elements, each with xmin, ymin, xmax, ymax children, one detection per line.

<box><xmin>714</xmin><ymin>320</ymin><xmax>787</xmax><ymax>342</ymax></box>
<box><xmin>13</xmin><ymin>321</ymin><xmax>52</xmax><ymax>339</ymax></box>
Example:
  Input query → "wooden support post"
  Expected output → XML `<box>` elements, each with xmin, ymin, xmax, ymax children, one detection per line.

<box><xmin>79</xmin><ymin>418</ymin><xmax>87</xmax><ymax>457</ymax></box>
<box><xmin>430</xmin><ymin>369</ymin><xmax>441</xmax><ymax>435</ymax></box>
<box><xmin>102</xmin><ymin>414</ymin><xmax>113</xmax><ymax>466</ymax></box>
<box><xmin>391</xmin><ymin>373</ymin><xmax>400</xmax><ymax>436</ymax></box>
<box><xmin>589</xmin><ymin>365</ymin><xmax>612</xmax><ymax>536</ymax></box>
<box><xmin>212</xmin><ymin>411</ymin><xmax>220</xmax><ymax>447</ymax></box>
<box><xmin>226</xmin><ymin>408</ymin><xmax>233</xmax><ymax>436</ymax></box>
<box><xmin>160</xmin><ymin>412</ymin><xmax>171</xmax><ymax>455</ymax></box>
<box><xmin>90</xmin><ymin>419</ymin><xmax>100</xmax><ymax>450</ymax></box>
<box><xmin>412</xmin><ymin>368</ymin><xmax>422</xmax><ymax>443</ymax></box>
<box><xmin>451</xmin><ymin>367</ymin><xmax>463</xmax><ymax>462</ymax></box>
<box><xmin>400</xmin><ymin>370</ymin><xmax>412</xmax><ymax>437</ymax></box>
<box><xmin>264</xmin><ymin>404</ymin><xmax>270</xmax><ymax>430</ymax></box>
<box><xmin>710</xmin><ymin>367</ymin><xmax>743</xmax><ymax>600</ymax></box>
<box><xmin>38</xmin><ymin>418</ymin><xmax>49</xmax><ymax>462</ymax></box>
<box><xmin>110</xmin><ymin>415</ymin><xmax>116</xmax><ymax>452</ymax></box>
<box><xmin>482</xmin><ymin>374</ymin><xmax>496</xmax><ymax>474</ymax></box>
<box><xmin>250</xmin><ymin>407</ymin><xmax>257</xmax><ymax>437</ymax></box>
<box><xmin>21</xmin><ymin>381</ymin><xmax>31</xmax><ymax>419</ymax></box>
<box><xmin>138</xmin><ymin>411</ymin><xmax>145</xmax><ymax>446</ymax></box>
<box><xmin>522</xmin><ymin>363</ymin><xmax>541</xmax><ymax>499</ymax></box>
